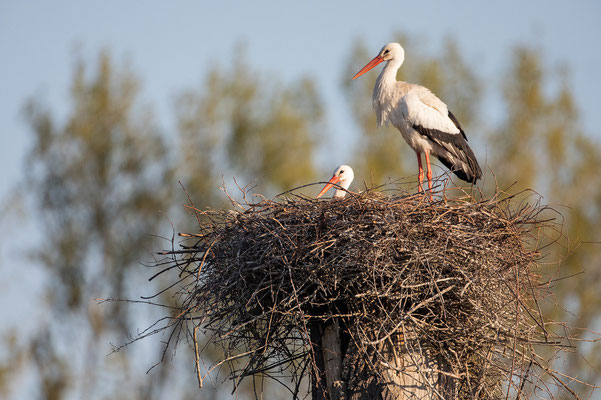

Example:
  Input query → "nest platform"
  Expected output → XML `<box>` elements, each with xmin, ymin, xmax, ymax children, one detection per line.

<box><xmin>148</xmin><ymin>186</ymin><xmax>580</xmax><ymax>399</ymax></box>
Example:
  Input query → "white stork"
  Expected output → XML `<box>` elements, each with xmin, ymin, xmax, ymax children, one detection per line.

<box><xmin>316</xmin><ymin>165</ymin><xmax>354</xmax><ymax>198</ymax></box>
<box><xmin>352</xmin><ymin>42</ymin><xmax>482</xmax><ymax>198</ymax></box>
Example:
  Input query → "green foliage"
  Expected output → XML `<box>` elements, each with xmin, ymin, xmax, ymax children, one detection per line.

<box><xmin>17</xmin><ymin>46</ymin><xmax>323</xmax><ymax>400</ymax></box>
<box><xmin>486</xmin><ymin>47</ymin><xmax>601</xmax><ymax>391</ymax></box>
<box><xmin>175</xmin><ymin>76</ymin><xmax>221</xmax><ymax>207</ymax></box>
<box><xmin>23</xmin><ymin>51</ymin><xmax>176</xmax><ymax>399</ymax></box>
<box><xmin>490</xmin><ymin>47</ymin><xmax>548</xmax><ymax>190</ymax></box>
<box><xmin>176</xmin><ymin>50</ymin><xmax>324</xmax><ymax>201</ymax></box>
<box><xmin>25</xmin><ymin>51</ymin><xmax>173</xmax><ymax>321</ymax></box>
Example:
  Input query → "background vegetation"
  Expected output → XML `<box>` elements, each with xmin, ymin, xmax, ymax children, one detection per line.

<box><xmin>2</xmin><ymin>33</ymin><xmax>600</xmax><ymax>399</ymax></box>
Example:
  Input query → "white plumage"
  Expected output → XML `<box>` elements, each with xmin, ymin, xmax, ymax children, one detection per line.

<box><xmin>353</xmin><ymin>42</ymin><xmax>482</xmax><ymax>197</ymax></box>
<box><xmin>316</xmin><ymin>165</ymin><xmax>354</xmax><ymax>198</ymax></box>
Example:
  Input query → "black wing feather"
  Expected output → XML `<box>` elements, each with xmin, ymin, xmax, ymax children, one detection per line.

<box><xmin>412</xmin><ymin>111</ymin><xmax>482</xmax><ymax>183</ymax></box>
<box><xmin>448</xmin><ymin>110</ymin><xmax>468</xmax><ymax>141</ymax></box>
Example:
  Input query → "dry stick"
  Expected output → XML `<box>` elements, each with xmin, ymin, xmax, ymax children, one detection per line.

<box><xmin>366</xmin><ymin>285</ymin><xmax>455</xmax><ymax>346</ymax></box>
<box><xmin>194</xmin><ymin>326</ymin><xmax>203</xmax><ymax>388</ymax></box>
<box><xmin>285</xmin><ymin>263</ymin><xmax>323</xmax><ymax>393</ymax></box>
<box><xmin>197</xmin><ymin>237</ymin><xmax>217</xmax><ymax>278</ymax></box>
<box><xmin>506</xmin><ymin>263</ymin><xmax>521</xmax><ymax>400</ymax></box>
<box><xmin>179</xmin><ymin>180</ymin><xmax>202</xmax><ymax>227</ymax></box>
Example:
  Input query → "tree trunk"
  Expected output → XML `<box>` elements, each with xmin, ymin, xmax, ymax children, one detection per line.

<box><xmin>322</xmin><ymin>321</ymin><xmax>346</xmax><ymax>399</ymax></box>
<box><xmin>312</xmin><ymin>324</ymin><xmax>454</xmax><ymax>400</ymax></box>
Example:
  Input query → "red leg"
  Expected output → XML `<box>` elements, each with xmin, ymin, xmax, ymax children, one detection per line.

<box><xmin>416</xmin><ymin>151</ymin><xmax>424</xmax><ymax>192</ymax></box>
<box><xmin>424</xmin><ymin>151</ymin><xmax>433</xmax><ymax>200</ymax></box>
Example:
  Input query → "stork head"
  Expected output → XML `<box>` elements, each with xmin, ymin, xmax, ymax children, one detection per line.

<box><xmin>379</xmin><ymin>42</ymin><xmax>404</xmax><ymax>62</ymax></box>
<box><xmin>352</xmin><ymin>42</ymin><xmax>405</xmax><ymax>80</ymax></box>
<box><xmin>316</xmin><ymin>165</ymin><xmax>354</xmax><ymax>199</ymax></box>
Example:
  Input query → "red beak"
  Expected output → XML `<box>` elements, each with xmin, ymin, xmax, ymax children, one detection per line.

<box><xmin>316</xmin><ymin>175</ymin><xmax>341</xmax><ymax>198</ymax></box>
<box><xmin>352</xmin><ymin>55</ymin><xmax>384</xmax><ymax>80</ymax></box>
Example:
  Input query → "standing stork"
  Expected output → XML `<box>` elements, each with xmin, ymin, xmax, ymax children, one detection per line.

<box><xmin>352</xmin><ymin>42</ymin><xmax>482</xmax><ymax>198</ymax></box>
<box><xmin>316</xmin><ymin>165</ymin><xmax>354</xmax><ymax>198</ymax></box>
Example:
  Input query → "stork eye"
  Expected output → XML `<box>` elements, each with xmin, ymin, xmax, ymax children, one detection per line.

<box><xmin>340</xmin><ymin>170</ymin><xmax>345</xmax><ymax>174</ymax></box>
<box><xmin>384</xmin><ymin>49</ymin><xmax>390</xmax><ymax>54</ymax></box>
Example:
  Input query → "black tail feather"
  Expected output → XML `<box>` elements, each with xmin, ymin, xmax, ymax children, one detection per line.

<box><xmin>436</xmin><ymin>152</ymin><xmax>481</xmax><ymax>183</ymax></box>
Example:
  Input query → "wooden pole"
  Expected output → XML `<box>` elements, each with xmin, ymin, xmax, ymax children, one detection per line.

<box><xmin>312</xmin><ymin>325</ymin><xmax>454</xmax><ymax>399</ymax></box>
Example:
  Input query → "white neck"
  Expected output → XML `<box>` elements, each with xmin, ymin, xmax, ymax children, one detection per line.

<box><xmin>376</xmin><ymin>58</ymin><xmax>403</xmax><ymax>89</ymax></box>
<box><xmin>333</xmin><ymin>189</ymin><xmax>346</xmax><ymax>198</ymax></box>
<box><xmin>333</xmin><ymin>179</ymin><xmax>352</xmax><ymax>198</ymax></box>
<box><xmin>373</xmin><ymin>58</ymin><xmax>404</xmax><ymax>127</ymax></box>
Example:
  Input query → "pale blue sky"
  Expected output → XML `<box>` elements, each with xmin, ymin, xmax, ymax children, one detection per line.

<box><xmin>1</xmin><ymin>1</ymin><xmax>601</xmax><ymax>398</ymax></box>
<box><xmin>2</xmin><ymin>1</ymin><xmax>601</xmax><ymax>191</ymax></box>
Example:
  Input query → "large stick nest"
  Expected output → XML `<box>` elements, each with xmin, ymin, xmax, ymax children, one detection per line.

<box><xmin>147</xmin><ymin>185</ymin><xmax>584</xmax><ymax>399</ymax></box>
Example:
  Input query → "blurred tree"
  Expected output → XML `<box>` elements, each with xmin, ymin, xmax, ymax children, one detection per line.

<box><xmin>175</xmin><ymin>48</ymin><xmax>324</xmax><ymax>204</ymax></box>
<box><xmin>175</xmin><ymin>69</ymin><xmax>221</xmax><ymax>209</ymax></box>
<box><xmin>490</xmin><ymin>47</ymin><xmax>549</xmax><ymax>191</ymax></box>
<box><xmin>341</xmin><ymin>35</ymin><xmax>482</xmax><ymax>186</ymax></box>
<box><xmin>489</xmin><ymin>46</ymin><xmax>601</xmax><ymax>391</ymax></box>
<box><xmin>17</xmin><ymin>45</ymin><xmax>322</xmax><ymax>400</ymax></box>
<box><xmin>0</xmin><ymin>331</ymin><xmax>27</xmax><ymax>399</ymax></box>
<box><xmin>23</xmin><ymin>51</ymin><xmax>178</xmax><ymax>399</ymax></box>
